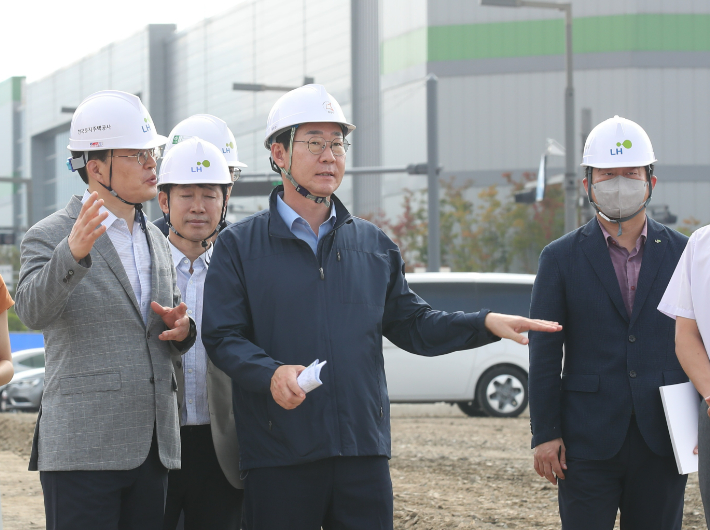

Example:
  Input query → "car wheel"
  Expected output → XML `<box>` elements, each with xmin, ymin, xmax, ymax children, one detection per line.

<box><xmin>457</xmin><ymin>400</ymin><xmax>486</xmax><ymax>417</ymax></box>
<box><xmin>476</xmin><ymin>365</ymin><xmax>528</xmax><ymax>418</ymax></box>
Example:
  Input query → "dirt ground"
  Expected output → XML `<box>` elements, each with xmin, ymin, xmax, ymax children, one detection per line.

<box><xmin>0</xmin><ymin>405</ymin><xmax>705</xmax><ymax>529</ymax></box>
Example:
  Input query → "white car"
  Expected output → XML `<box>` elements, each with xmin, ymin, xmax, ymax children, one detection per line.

<box><xmin>384</xmin><ymin>272</ymin><xmax>534</xmax><ymax>418</ymax></box>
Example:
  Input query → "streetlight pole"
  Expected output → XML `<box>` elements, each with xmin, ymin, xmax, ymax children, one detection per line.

<box><xmin>480</xmin><ymin>0</ymin><xmax>576</xmax><ymax>233</ymax></box>
<box><xmin>561</xmin><ymin>3</ymin><xmax>576</xmax><ymax>234</ymax></box>
<box><xmin>426</xmin><ymin>75</ymin><xmax>440</xmax><ymax>272</ymax></box>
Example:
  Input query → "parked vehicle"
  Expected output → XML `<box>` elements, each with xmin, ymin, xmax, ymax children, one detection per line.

<box><xmin>1</xmin><ymin>367</ymin><xmax>44</xmax><ymax>412</ymax></box>
<box><xmin>0</xmin><ymin>348</ymin><xmax>45</xmax><ymax>412</ymax></box>
<box><xmin>384</xmin><ymin>272</ymin><xmax>534</xmax><ymax>418</ymax></box>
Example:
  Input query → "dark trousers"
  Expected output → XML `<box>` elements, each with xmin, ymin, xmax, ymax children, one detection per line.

<box><xmin>696</xmin><ymin>400</ymin><xmax>710</xmax><ymax>528</ymax></box>
<box><xmin>163</xmin><ymin>425</ymin><xmax>243</xmax><ymax>530</ymax></box>
<box><xmin>243</xmin><ymin>456</ymin><xmax>392</xmax><ymax>530</ymax></box>
<box><xmin>558</xmin><ymin>415</ymin><xmax>687</xmax><ymax>530</ymax></box>
<box><xmin>40</xmin><ymin>429</ymin><xmax>168</xmax><ymax>530</ymax></box>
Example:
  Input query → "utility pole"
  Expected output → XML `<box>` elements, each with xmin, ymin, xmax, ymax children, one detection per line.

<box><xmin>426</xmin><ymin>75</ymin><xmax>440</xmax><ymax>272</ymax></box>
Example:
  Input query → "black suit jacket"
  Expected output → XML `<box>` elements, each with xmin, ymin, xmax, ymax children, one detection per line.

<box><xmin>528</xmin><ymin>216</ymin><xmax>688</xmax><ymax>459</ymax></box>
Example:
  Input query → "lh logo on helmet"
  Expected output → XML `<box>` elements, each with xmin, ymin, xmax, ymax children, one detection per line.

<box><xmin>223</xmin><ymin>141</ymin><xmax>234</xmax><ymax>154</ymax></box>
<box><xmin>192</xmin><ymin>160</ymin><xmax>211</xmax><ymax>172</ymax></box>
<box><xmin>142</xmin><ymin>117</ymin><xmax>152</xmax><ymax>134</ymax></box>
<box><xmin>610</xmin><ymin>139</ymin><xmax>632</xmax><ymax>156</ymax></box>
<box><xmin>323</xmin><ymin>101</ymin><xmax>334</xmax><ymax>114</ymax></box>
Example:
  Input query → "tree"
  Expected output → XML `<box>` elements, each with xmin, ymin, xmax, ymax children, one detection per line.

<box><xmin>368</xmin><ymin>174</ymin><xmax>565</xmax><ymax>273</ymax></box>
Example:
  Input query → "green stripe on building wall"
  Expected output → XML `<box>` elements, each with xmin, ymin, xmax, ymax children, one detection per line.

<box><xmin>0</xmin><ymin>77</ymin><xmax>24</xmax><ymax>107</ymax></box>
<box><xmin>382</xmin><ymin>14</ymin><xmax>710</xmax><ymax>74</ymax></box>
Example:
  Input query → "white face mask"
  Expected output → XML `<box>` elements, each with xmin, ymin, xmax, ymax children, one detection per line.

<box><xmin>591</xmin><ymin>175</ymin><xmax>648</xmax><ymax>220</ymax></box>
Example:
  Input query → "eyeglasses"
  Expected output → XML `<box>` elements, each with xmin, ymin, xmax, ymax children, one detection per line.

<box><xmin>229</xmin><ymin>167</ymin><xmax>241</xmax><ymax>182</ymax></box>
<box><xmin>293</xmin><ymin>137</ymin><xmax>350</xmax><ymax>156</ymax></box>
<box><xmin>111</xmin><ymin>147</ymin><xmax>163</xmax><ymax>166</ymax></box>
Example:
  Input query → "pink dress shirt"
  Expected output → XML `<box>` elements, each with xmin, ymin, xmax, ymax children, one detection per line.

<box><xmin>597</xmin><ymin>217</ymin><xmax>648</xmax><ymax>317</ymax></box>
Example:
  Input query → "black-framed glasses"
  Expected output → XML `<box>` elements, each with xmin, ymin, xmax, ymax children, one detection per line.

<box><xmin>293</xmin><ymin>137</ymin><xmax>350</xmax><ymax>156</ymax></box>
<box><xmin>111</xmin><ymin>147</ymin><xmax>163</xmax><ymax>166</ymax></box>
<box><xmin>229</xmin><ymin>167</ymin><xmax>242</xmax><ymax>182</ymax></box>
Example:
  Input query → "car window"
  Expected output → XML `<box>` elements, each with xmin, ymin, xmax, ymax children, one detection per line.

<box><xmin>409</xmin><ymin>282</ymin><xmax>532</xmax><ymax>318</ymax></box>
<box><xmin>26</xmin><ymin>353</ymin><xmax>45</xmax><ymax>368</ymax></box>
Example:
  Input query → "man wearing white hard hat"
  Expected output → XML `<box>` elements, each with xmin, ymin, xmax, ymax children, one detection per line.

<box><xmin>154</xmin><ymin>114</ymin><xmax>247</xmax><ymax>236</ymax></box>
<box><xmin>155</xmin><ymin>138</ymin><xmax>244</xmax><ymax>530</ymax></box>
<box><xmin>201</xmin><ymin>84</ymin><xmax>561</xmax><ymax>529</ymax></box>
<box><xmin>529</xmin><ymin>116</ymin><xmax>688</xmax><ymax>529</ymax></box>
<box><xmin>15</xmin><ymin>90</ymin><xmax>196</xmax><ymax>530</ymax></box>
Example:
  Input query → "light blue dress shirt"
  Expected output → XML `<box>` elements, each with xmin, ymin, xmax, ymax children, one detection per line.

<box><xmin>276</xmin><ymin>193</ymin><xmax>337</xmax><ymax>255</ymax></box>
<box><xmin>169</xmin><ymin>241</ymin><xmax>211</xmax><ymax>426</ymax></box>
<box><xmin>81</xmin><ymin>190</ymin><xmax>151</xmax><ymax>323</ymax></box>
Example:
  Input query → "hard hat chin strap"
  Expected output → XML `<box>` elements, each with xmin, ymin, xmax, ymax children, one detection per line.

<box><xmin>269</xmin><ymin>126</ymin><xmax>331</xmax><ymax>208</ymax></box>
<box><xmin>586</xmin><ymin>165</ymin><xmax>654</xmax><ymax>237</ymax></box>
<box><xmin>97</xmin><ymin>150</ymin><xmax>148</xmax><ymax>234</ymax></box>
<box><xmin>162</xmin><ymin>187</ymin><xmax>229</xmax><ymax>251</ymax></box>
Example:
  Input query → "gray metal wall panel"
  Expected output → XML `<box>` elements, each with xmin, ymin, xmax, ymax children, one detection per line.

<box><xmin>382</xmin><ymin>0</ymin><xmax>427</xmax><ymax>40</ymax></box>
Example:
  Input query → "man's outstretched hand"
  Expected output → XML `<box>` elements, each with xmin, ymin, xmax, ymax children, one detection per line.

<box><xmin>484</xmin><ymin>313</ymin><xmax>562</xmax><ymax>345</ymax></box>
<box><xmin>151</xmin><ymin>301</ymin><xmax>190</xmax><ymax>342</ymax></box>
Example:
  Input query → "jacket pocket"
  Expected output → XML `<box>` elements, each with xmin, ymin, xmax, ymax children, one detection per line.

<box><xmin>338</xmin><ymin>249</ymin><xmax>388</xmax><ymax>307</ymax></box>
<box><xmin>663</xmin><ymin>369</ymin><xmax>689</xmax><ymax>386</ymax></box>
<box><xmin>561</xmin><ymin>373</ymin><xmax>599</xmax><ymax>393</ymax></box>
<box><xmin>59</xmin><ymin>370</ymin><xmax>121</xmax><ymax>395</ymax></box>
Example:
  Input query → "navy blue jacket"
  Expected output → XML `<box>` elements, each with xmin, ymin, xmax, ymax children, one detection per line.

<box><xmin>528</xmin><ymin>216</ymin><xmax>688</xmax><ymax>459</ymax></box>
<box><xmin>202</xmin><ymin>187</ymin><xmax>500</xmax><ymax>470</ymax></box>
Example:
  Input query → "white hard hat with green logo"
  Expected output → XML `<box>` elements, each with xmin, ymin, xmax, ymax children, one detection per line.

<box><xmin>165</xmin><ymin>114</ymin><xmax>247</xmax><ymax>170</ymax></box>
<box><xmin>67</xmin><ymin>90</ymin><xmax>167</xmax><ymax>153</ymax></box>
<box><xmin>581</xmin><ymin>115</ymin><xmax>656</xmax><ymax>168</ymax></box>
<box><xmin>159</xmin><ymin>137</ymin><xmax>232</xmax><ymax>186</ymax></box>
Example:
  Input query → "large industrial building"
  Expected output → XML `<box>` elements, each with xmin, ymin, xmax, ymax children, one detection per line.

<box><xmin>2</xmin><ymin>0</ymin><xmax>710</xmax><ymax>245</ymax></box>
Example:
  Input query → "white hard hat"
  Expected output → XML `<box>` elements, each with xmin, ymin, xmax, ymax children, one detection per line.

<box><xmin>67</xmin><ymin>90</ymin><xmax>167</xmax><ymax>151</ymax></box>
<box><xmin>165</xmin><ymin>114</ymin><xmax>247</xmax><ymax>168</ymax></box>
<box><xmin>158</xmin><ymin>137</ymin><xmax>232</xmax><ymax>187</ymax></box>
<box><xmin>264</xmin><ymin>84</ymin><xmax>355</xmax><ymax>149</ymax></box>
<box><xmin>581</xmin><ymin>115</ymin><xmax>656</xmax><ymax>168</ymax></box>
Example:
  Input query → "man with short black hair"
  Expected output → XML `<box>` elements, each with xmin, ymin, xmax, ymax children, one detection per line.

<box><xmin>156</xmin><ymin>136</ymin><xmax>244</xmax><ymax>530</ymax></box>
<box><xmin>202</xmin><ymin>84</ymin><xmax>562</xmax><ymax>530</ymax></box>
<box><xmin>16</xmin><ymin>90</ymin><xmax>195</xmax><ymax>530</ymax></box>
<box><xmin>529</xmin><ymin>116</ymin><xmax>688</xmax><ymax>530</ymax></box>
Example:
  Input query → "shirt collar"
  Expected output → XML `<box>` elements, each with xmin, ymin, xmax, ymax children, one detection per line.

<box><xmin>168</xmin><ymin>239</ymin><xmax>209</xmax><ymax>270</ymax></box>
<box><xmin>276</xmin><ymin>192</ymin><xmax>337</xmax><ymax>231</ymax></box>
<box><xmin>597</xmin><ymin>216</ymin><xmax>648</xmax><ymax>248</ymax></box>
<box><xmin>81</xmin><ymin>189</ymin><xmax>118</xmax><ymax>229</ymax></box>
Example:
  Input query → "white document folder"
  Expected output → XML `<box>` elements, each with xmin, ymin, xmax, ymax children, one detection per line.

<box><xmin>660</xmin><ymin>381</ymin><xmax>700</xmax><ymax>474</ymax></box>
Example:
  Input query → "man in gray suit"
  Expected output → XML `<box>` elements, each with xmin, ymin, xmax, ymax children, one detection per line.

<box><xmin>155</xmin><ymin>136</ymin><xmax>244</xmax><ymax>529</ymax></box>
<box><xmin>15</xmin><ymin>90</ymin><xmax>196</xmax><ymax>530</ymax></box>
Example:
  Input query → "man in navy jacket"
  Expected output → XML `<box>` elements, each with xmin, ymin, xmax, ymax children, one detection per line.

<box><xmin>529</xmin><ymin>116</ymin><xmax>688</xmax><ymax>530</ymax></box>
<box><xmin>202</xmin><ymin>84</ymin><xmax>561</xmax><ymax>530</ymax></box>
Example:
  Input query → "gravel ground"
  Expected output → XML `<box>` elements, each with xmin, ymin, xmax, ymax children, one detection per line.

<box><xmin>0</xmin><ymin>405</ymin><xmax>705</xmax><ymax>529</ymax></box>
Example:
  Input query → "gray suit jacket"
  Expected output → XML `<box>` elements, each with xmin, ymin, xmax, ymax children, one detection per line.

<box><xmin>16</xmin><ymin>196</ymin><xmax>190</xmax><ymax>471</ymax></box>
<box><xmin>174</xmin><ymin>357</ymin><xmax>243</xmax><ymax>488</ymax></box>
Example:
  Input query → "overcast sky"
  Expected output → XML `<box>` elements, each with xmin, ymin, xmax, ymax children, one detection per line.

<box><xmin>1</xmin><ymin>0</ymin><xmax>244</xmax><ymax>83</ymax></box>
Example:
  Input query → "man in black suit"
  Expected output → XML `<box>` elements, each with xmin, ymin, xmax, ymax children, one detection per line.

<box><xmin>529</xmin><ymin>116</ymin><xmax>689</xmax><ymax>530</ymax></box>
